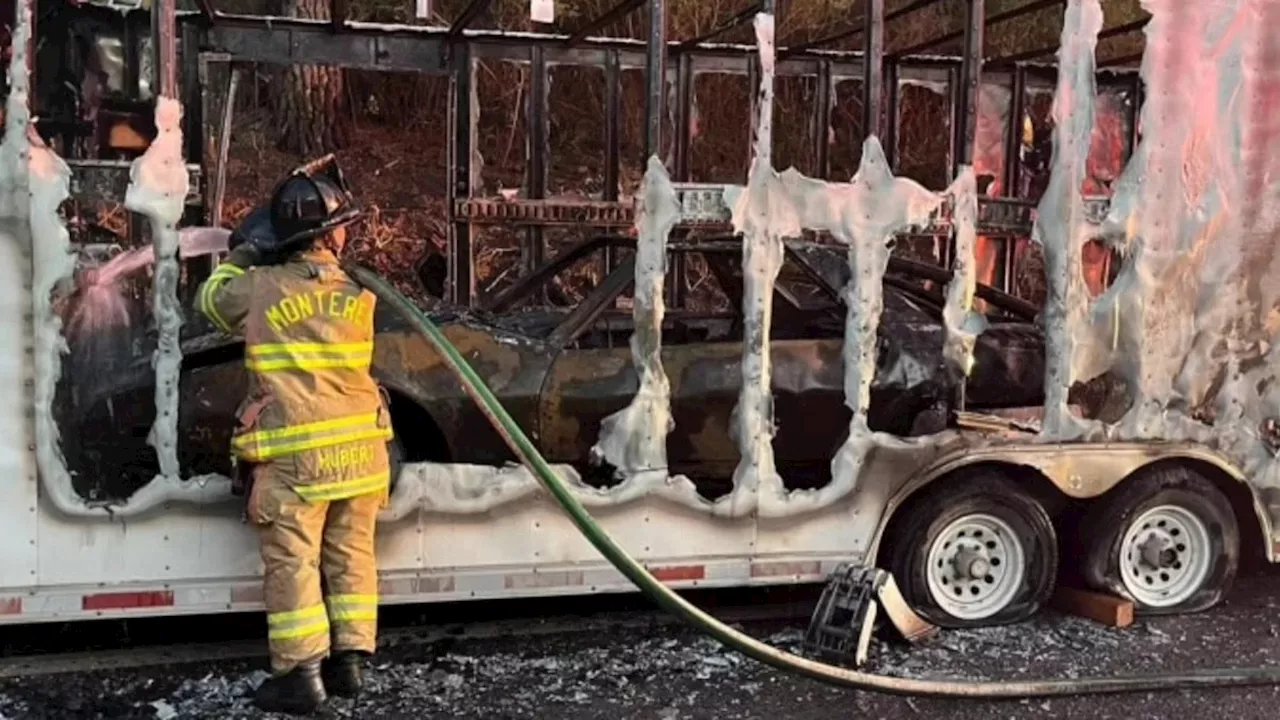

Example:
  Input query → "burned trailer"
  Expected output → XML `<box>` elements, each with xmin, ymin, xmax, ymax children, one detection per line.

<box><xmin>3</xmin><ymin>0</ymin><xmax>1277</xmax><ymax>638</ymax></box>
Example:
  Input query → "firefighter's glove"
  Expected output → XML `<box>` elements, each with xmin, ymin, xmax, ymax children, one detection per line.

<box><xmin>231</xmin><ymin>457</ymin><xmax>257</xmax><ymax>523</ymax></box>
<box><xmin>230</xmin><ymin>456</ymin><xmax>252</xmax><ymax>497</ymax></box>
<box><xmin>226</xmin><ymin>243</ymin><xmax>263</xmax><ymax>269</ymax></box>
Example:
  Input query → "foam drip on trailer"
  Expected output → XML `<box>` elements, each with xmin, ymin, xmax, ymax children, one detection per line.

<box><xmin>941</xmin><ymin>167</ymin><xmax>985</xmax><ymax>379</ymax></box>
<box><xmin>1034</xmin><ymin>0</ymin><xmax>1103</xmax><ymax>439</ymax></box>
<box><xmin>725</xmin><ymin>13</ymin><xmax>794</xmax><ymax>518</ymax></box>
<box><xmin>0</xmin><ymin>0</ymin><xmax>44</xmax><ymax>553</ymax></box>
<box><xmin>591</xmin><ymin>157</ymin><xmax>681</xmax><ymax>485</ymax></box>
<box><xmin>124</xmin><ymin>97</ymin><xmax>188</xmax><ymax>483</ymax></box>
<box><xmin>0</xmin><ymin>0</ymin><xmax>111</xmax><ymax>518</ymax></box>
<box><xmin>1023</xmin><ymin>0</ymin><xmax>1280</xmax><ymax>535</ymax></box>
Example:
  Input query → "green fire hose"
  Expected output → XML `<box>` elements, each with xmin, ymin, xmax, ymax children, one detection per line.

<box><xmin>349</xmin><ymin>264</ymin><xmax>1280</xmax><ymax>698</ymax></box>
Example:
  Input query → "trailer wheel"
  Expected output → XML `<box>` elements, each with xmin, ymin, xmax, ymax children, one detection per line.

<box><xmin>888</xmin><ymin>472</ymin><xmax>1058</xmax><ymax>628</ymax></box>
<box><xmin>1079</xmin><ymin>465</ymin><xmax>1237</xmax><ymax>614</ymax></box>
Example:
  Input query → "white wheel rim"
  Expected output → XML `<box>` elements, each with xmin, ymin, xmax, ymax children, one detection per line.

<box><xmin>1118</xmin><ymin>504</ymin><xmax>1212</xmax><ymax>607</ymax></box>
<box><xmin>924</xmin><ymin>513</ymin><xmax>1027</xmax><ymax>620</ymax></box>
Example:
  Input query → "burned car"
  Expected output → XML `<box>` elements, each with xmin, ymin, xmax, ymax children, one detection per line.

<box><xmin>58</xmin><ymin>235</ymin><xmax>1044</xmax><ymax>502</ymax></box>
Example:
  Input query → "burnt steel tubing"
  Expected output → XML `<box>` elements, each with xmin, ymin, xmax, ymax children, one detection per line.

<box><xmin>346</xmin><ymin>265</ymin><xmax>1280</xmax><ymax>698</ymax></box>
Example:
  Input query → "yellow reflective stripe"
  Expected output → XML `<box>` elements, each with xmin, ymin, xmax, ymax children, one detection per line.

<box><xmin>235</xmin><ymin>427</ymin><xmax>392</xmax><ymax>462</ymax></box>
<box><xmin>266</xmin><ymin>603</ymin><xmax>330</xmax><ymax>641</ymax></box>
<box><xmin>329</xmin><ymin>608</ymin><xmax>378</xmax><ymax>623</ymax></box>
<box><xmin>295</xmin><ymin>471</ymin><xmax>389</xmax><ymax>502</ymax></box>
<box><xmin>247</xmin><ymin>356</ymin><xmax>372</xmax><ymax>372</ymax></box>
<box><xmin>327</xmin><ymin>594</ymin><xmax>379</xmax><ymax>624</ymax></box>
<box><xmin>269</xmin><ymin>619</ymin><xmax>330</xmax><ymax>641</ymax></box>
<box><xmin>241</xmin><ymin>412</ymin><xmax>379</xmax><ymax>443</ymax></box>
<box><xmin>199</xmin><ymin>265</ymin><xmax>243</xmax><ymax>333</ymax></box>
<box><xmin>245</xmin><ymin>342</ymin><xmax>374</xmax><ymax>372</ymax></box>
<box><xmin>248</xmin><ymin>342</ymin><xmax>372</xmax><ymax>356</ymax></box>
<box><xmin>232</xmin><ymin>412</ymin><xmax>391</xmax><ymax>461</ymax></box>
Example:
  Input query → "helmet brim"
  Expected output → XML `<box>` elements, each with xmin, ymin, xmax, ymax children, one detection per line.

<box><xmin>277</xmin><ymin>207</ymin><xmax>363</xmax><ymax>247</ymax></box>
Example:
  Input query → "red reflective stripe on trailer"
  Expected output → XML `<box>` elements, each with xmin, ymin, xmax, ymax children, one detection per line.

<box><xmin>649</xmin><ymin>565</ymin><xmax>705</xmax><ymax>582</ymax></box>
<box><xmin>82</xmin><ymin>591</ymin><xmax>175</xmax><ymax>611</ymax></box>
<box><xmin>0</xmin><ymin>597</ymin><xmax>20</xmax><ymax>616</ymax></box>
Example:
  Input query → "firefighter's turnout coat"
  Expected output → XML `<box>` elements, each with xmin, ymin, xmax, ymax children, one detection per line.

<box><xmin>197</xmin><ymin>246</ymin><xmax>392</xmax><ymax>673</ymax></box>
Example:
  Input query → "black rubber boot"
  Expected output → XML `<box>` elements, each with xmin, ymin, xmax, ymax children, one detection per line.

<box><xmin>254</xmin><ymin>660</ymin><xmax>327</xmax><ymax>715</ymax></box>
<box><xmin>321</xmin><ymin>650</ymin><xmax>366</xmax><ymax>698</ymax></box>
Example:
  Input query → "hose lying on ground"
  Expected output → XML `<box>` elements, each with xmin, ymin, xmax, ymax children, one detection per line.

<box><xmin>349</xmin><ymin>263</ymin><xmax>1280</xmax><ymax>698</ymax></box>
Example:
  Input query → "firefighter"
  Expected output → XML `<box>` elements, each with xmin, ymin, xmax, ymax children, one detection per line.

<box><xmin>197</xmin><ymin>155</ymin><xmax>392</xmax><ymax>715</ymax></box>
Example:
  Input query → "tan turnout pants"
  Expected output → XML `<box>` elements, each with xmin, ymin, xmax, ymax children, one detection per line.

<box><xmin>248</xmin><ymin>460</ymin><xmax>385</xmax><ymax>674</ymax></box>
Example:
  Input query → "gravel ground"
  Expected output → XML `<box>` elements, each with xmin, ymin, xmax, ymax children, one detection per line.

<box><xmin>5</xmin><ymin>570</ymin><xmax>1280</xmax><ymax>719</ymax></box>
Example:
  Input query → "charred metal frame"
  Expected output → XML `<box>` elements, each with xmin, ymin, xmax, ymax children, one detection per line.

<box><xmin>863</xmin><ymin>0</ymin><xmax>885</xmax><ymax>140</ymax></box>
<box><xmin>1000</xmin><ymin>63</ymin><xmax>1027</xmax><ymax>291</ymax></box>
<box><xmin>447</xmin><ymin>42</ymin><xmax>475</xmax><ymax>304</ymax></box>
<box><xmin>152</xmin><ymin>0</ymin><xmax>1145</xmax><ymax>307</ymax></box>
<box><xmin>888</xmin><ymin>0</ymin><xmax>1062</xmax><ymax>61</ymax></box>
<box><xmin>813</xmin><ymin>59</ymin><xmax>833</xmax><ymax>177</ymax></box>
<box><xmin>526</xmin><ymin>45</ymin><xmax>548</xmax><ymax>275</ymax></box>
<box><xmin>952</xmin><ymin>0</ymin><xmax>983</xmax><ymax>174</ymax></box>
<box><xmin>152</xmin><ymin>0</ymin><xmax>178</xmax><ymax>98</ymax></box>
<box><xmin>989</xmin><ymin>16</ymin><xmax>1149</xmax><ymax>67</ymax></box>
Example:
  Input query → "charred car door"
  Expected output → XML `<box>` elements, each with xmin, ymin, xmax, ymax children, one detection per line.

<box><xmin>535</xmin><ymin>245</ymin><xmax>744</xmax><ymax>487</ymax></box>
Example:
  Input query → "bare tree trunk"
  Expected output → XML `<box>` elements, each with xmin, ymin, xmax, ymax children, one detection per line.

<box><xmin>272</xmin><ymin>0</ymin><xmax>351</xmax><ymax>156</ymax></box>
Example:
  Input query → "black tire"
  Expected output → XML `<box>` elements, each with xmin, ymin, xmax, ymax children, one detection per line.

<box><xmin>1079</xmin><ymin>465</ymin><xmax>1237</xmax><ymax>614</ymax></box>
<box><xmin>887</xmin><ymin>471</ymin><xmax>1059</xmax><ymax>628</ymax></box>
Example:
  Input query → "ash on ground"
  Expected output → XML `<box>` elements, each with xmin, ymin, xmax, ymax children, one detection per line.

<box><xmin>5</xmin><ymin>572</ymin><xmax>1280</xmax><ymax>719</ymax></box>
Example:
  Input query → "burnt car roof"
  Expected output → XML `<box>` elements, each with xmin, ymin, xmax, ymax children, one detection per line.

<box><xmin>82</xmin><ymin>233</ymin><xmax>1040</xmax><ymax>408</ymax></box>
<box><xmin>483</xmin><ymin>235</ymin><xmax>1036</xmax><ymax>318</ymax></box>
<box><xmin>470</xmin><ymin>235</ymin><xmax>1039</xmax><ymax>341</ymax></box>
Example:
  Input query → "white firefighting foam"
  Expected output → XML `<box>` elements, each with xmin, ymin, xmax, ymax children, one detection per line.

<box><xmin>720</xmin><ymin>13</ymin><xmax>986</xmax><ymax>515</ymax></box>
<box><xmin>1034</xmin><ymin>0</ymin><xmax>1104</xmax><ymax>439</ymax></box>
<box><xmin>125</xmin><ymin>96</ymin><xmax>188</xmax><ymax>482</ymax></box>
<box><xmin>27</xmin><ymin>126</ymin><xmax>79</xmax><ymax>514</ymax></box>
<box><xmin>722</xmin><ymin>12</ymin><xmax>797</xmax><ymax>517</ymax></box>
<box><xmin>0</xmin><ymin>0</ymin><xmax>44</xmax><ymax>527</ymax></box>
<box><xmin>590</xmin><ymin>156</ymin><xmax>681</xmax><ymax>485</ymax></box>
<box><xmin>1031</xmin><ymin>0</ymin><xmax>1280</xmax><ymax>539</ymax></box>
<box><xmin>0</xmin><ymin>1</ymin><xmax>120</xmax><ymax>517</ymax></box>
<box><xmin>942</xmin><ymin>167</ymin><xmax>985</xmax><ymax>378</ymax></box>
<box><xmin>385</xmin><ymin>462</ymin><xmax>711</xmax><ymax>520</ymax></box>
